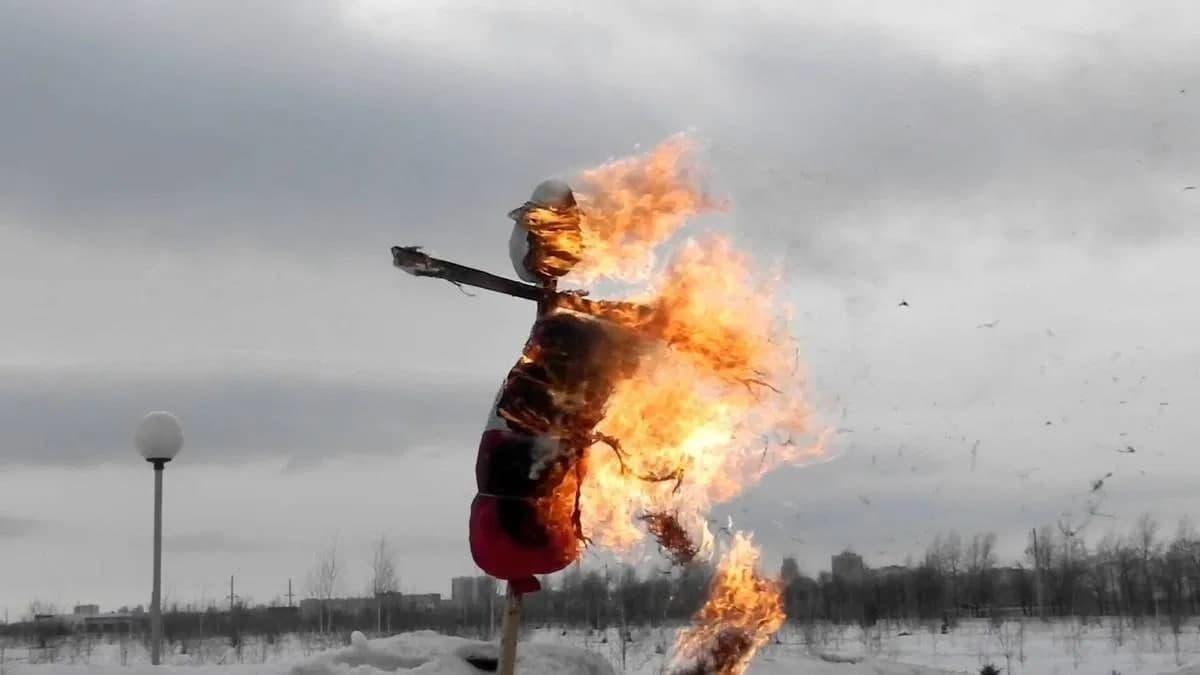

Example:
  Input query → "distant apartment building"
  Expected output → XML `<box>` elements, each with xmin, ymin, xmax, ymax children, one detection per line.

<box><xmin>451</xmin><ymin>576</ymin><xmax>497</xmax><ymax>609</ymax></box>
<box><xmin>831</xmin><ymin>550</ymin><xmax>866</xmax><ymax>585</ymax></box>
<box><xmin>27</xmin><ymin>604</ymin><xmax>145</xmax><ymax>635</ymax></box>
<box><xmin>299</xmin><ymin>596</ymin><xmax>374</xmax><ymax>620</ymax></box>
<box><xmin>450</xmin><ymin>577</ymin><xmax>473</xmax><ymax>607</ymax></box>
<box><xmin>397</xmin><ymin>593</ymin><xmax>443</xmax><ymax>612</ymax></box>
<box><xmin>82</xmin><ymin>610</ymin><xmax>148</xmax><ymax>635</ymax></box>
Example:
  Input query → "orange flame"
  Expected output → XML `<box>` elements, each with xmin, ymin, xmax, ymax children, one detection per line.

<box><xmin>577</xmin><ymin>234</ymin><xmax>825</xmax><ymax>553</ymax></box>
<box><xmin>523</xmin><ymin>135</ymin><xmax>826</xmax><ymax>670</ymax></box>
<box><xmin>567</xmin><ymin>135</ymin><xmax>719</xmax><ymax>285</ymax></box>
<box><xmin>669</xmin><ymin>533</ymin><xmax>786</xmax><ymax>675</ymax></box>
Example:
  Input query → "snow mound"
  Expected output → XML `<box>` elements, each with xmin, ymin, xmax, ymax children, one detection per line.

<box><xmin>289</xmin><ymin>630</ymin><xmax>614</xmax><ymax>675</ymax></box>
<box><xmin>4</xmin><ymin>632</ymin><xmax>613</xmax><ymax>675</ymax></box>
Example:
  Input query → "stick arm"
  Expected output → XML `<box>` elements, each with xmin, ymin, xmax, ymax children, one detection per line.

<box><xmin>392</xmin><ymin>246</ymin><xmax>544</xmax><ymax>302</ymax></box>
<box><xmin>391</xmin><ymin>245</ymin><xmax>656</xmax><ymax>326</ymax></box>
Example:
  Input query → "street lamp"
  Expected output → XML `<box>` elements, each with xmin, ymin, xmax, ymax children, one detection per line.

<box><xmin>136</xmin><ymin>411</ymin><xmax>183</xmax><ymax>666</ymax></box>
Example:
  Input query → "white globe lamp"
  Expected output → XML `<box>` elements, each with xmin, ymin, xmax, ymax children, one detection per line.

<box><xmin>136</xmin><ymin>411</ymin><xmax>183</xmax><ymax>464</ymax></box>
<box><xmin>136</xmin><ymin>410</ymin><xmax>183</xmax><ymax>665</ymax></box>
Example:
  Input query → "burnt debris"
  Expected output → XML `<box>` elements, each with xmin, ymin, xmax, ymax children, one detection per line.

<box><xmin>641</xmin><ymin>512</ymin><xmax>701</xmax><ymax>565</ymax></box>
<box><xmin>669</xmin><ymin>628</ymin><xmax>754</xmax><ymax>675</ymax></box>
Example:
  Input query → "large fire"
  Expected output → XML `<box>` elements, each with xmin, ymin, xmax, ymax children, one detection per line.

<box><xmin>516</xmin><ymin>135</ymin><xmax>827</xmax><ymax>672</ymax></box>
<box><xmin>578</xmin><ymin>235</ymin><xmax>823</xmax><ymax>555</ymax></box>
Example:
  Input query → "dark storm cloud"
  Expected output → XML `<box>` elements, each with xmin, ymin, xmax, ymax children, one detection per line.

<box><xmin>0</xmin><ymin>516</ymin><xmax>43</xmax><ymax>538</ymax></box>
<box><xmin>3</xmin><ymin>2</ymin><xmax>1196</xmax><ymax>279</ymax></box>
<box><xmin>0</xmin><ymin>367</ymin><xmax>494</xmax><ymax>466</ymax></box>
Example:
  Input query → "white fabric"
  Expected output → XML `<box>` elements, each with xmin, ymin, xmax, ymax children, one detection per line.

<box><xmin>529</xmin><ymin>178</ymin><xmax>574</xmax><ymax>209</ymax></box>
<box><xmin>508</xmin><ymin>221</ymin><xmax>541</xmax><ymax>283</ymax></box>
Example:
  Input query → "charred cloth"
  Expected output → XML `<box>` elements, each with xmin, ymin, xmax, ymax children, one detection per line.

<box><xmin>508</xmin><ymin>199</ymin><xmax>584</xmax><ymax>282</ymax></box>
<box><xmin>640</xmin><ymin>512</ymin><xmax>700</xmax><ymax>565</ymax></box>
<box><xmin>497</xmin><ymin>310</ymin><xmax>643</xmax><ymax>445</ymax></box>
<box><xmin>471</xmin><ymin>309</ymin><xmax>646</xmax><ymax>588</ymax></box>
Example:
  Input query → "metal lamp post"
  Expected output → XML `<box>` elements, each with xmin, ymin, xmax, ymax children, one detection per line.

<box><xmin>135</xmin><ymin>411</ymin><xmax>183</xmax><ymax>666</ymax></box>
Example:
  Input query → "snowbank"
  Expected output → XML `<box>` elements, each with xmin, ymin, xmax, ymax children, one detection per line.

<box><xmin>292</xmin><ymin>630</ymin><xmax>613</xmax><ymax>675</ymax></box>
<box><xmin>3</xmin><ymin>631</ymin><xmax>614</xmax><ymax>675</ymax></box>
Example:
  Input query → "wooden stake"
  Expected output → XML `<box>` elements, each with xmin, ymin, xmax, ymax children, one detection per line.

<box><xmin>498</xmin><ymin>584</ymin><xmax>523</xmax><ymax>675</ymax></box>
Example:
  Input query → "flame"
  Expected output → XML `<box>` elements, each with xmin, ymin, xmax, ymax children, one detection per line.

<box><xmin>508</xmin><ymin>201</ymin><xmax>583</xmax><ymax>281</ymax></box>
<box><xmin>513</xmin><ymin>135</ymin><xmax>827</xmax><ymax>670</ymax></box>
<box><xmin>576</xmin><ymin>234</ymin><xmax>825</xmax><ymax>552</ymax></box>
<box><xmin>567</xmin><ymin>135</ymin><xmax>718</xmax><ymax>285</ymax></box>
<box><xmin>669</xmin><ymin>533</ymin><xmax>786</xmax><ymax>675</ymax></box>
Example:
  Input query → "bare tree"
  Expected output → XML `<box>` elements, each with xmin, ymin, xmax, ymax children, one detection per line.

<box><xmin>25</xmin><ymin>600</ymin><xmax>57</xmax><ymax>621</ymax></box>
<box><xmin>368</xmin><ymin>535</ymin><xmax>399</xmax><ymax>634</ymax></box>
<box><xmin>1025</xmin><ymin>525</ymin><xmax>1055</xmax><ymax>617</ymax></box>
<box><xmin>306</xmin><ymin>538</ymin><xmax>340</xmax><ymax>633</ymax></box>
<box><xmin>1113</xmin><ymin>534</ymin><xmax>1139</xmax><ymax>622</ymax></box>
<box><xmin>966</xmin><ymin>532</ymin><xmax>997</xmax><ymax>611</ymax></box>
<box><xmin>1165</xmin><ymin>521</ymin><xmax>1193</xmax><ymax>664</ymax></box>
<box><xmin>1133</xmin><ymin>514</ymin><xmax>1161</xmax><ymax>617</ymax></box>
<box><xmin>940</xmin><ymin>531</ymin><xmax>963</xmax><ymax>613</ymax></box>
<box><xmin>1178</xmin><ymin>518</ymin><xmax>1200</xmax><ymax>614</ymax></box>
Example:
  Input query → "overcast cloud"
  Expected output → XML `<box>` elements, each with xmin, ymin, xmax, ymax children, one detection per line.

<box><xmin>0</xmin><ymin>367</ymin><xmax>492</xmax><ymax>465</ymax></box>
<box><xmin>2</xmin><ymin>0</ymin><xmax>1199</xmax><ymax>614</ymax></box>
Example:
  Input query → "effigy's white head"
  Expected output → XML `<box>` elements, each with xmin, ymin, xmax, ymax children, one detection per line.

<box><xmin>509</xmin><ymin>179</ymin><xmax>577</xmax><ymax>283</ymax></box>
<box><xmin>529</xmin><ymin>179</ymin><xmax>576</xmax><ymax>210</ymax></box>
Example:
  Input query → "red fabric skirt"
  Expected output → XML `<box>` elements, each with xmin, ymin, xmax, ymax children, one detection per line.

<box><xmin>469</xmin><ymin>429</ymin><xmax>581</xmax><ymax>594</ymax></box>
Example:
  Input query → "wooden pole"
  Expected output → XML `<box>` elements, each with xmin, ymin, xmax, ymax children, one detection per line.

<box><xmin>498</xmin><ymin>584</ymin><xmax>523</xmax><ymax>675</ymax></box>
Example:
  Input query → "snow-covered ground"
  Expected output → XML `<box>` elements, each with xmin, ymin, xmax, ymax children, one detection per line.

<box><xmin>530</xmin><ymin>618</ymin><xmax>1200</xmax><ymax>675</ymax></box>
<box><xmin>0</xmin><ymin>630</ymin><xmax>612</xmax><ymax>675</ymax></box>
<box><xmin>5</xmin><ymin>619</ymin><xmax>1200</xmax><ymax>674</ymax></box>
<box><xmin>0</xmin><ymin>627</ymin><xmax>953</xmax><ymax>675</ymax></box>
<box><xmin>770</xmin><ymin>617</ymin><xmax>1200</xmax><ymax>675</ymax></box>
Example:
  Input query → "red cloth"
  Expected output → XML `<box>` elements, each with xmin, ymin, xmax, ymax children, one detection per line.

<box><xmin>469</xmin><ymin>429</ymin><xmax>580</xmax><ymax>593</ymax></box>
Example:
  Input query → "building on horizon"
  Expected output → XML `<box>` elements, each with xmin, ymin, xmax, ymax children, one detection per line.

<box><xmin>872</xmin><ymin>564</ymin><xmax>908</xmax><ymax>579</ymax></box>
<box><xmin>450</xmin><ymin>576</ymin><xmax>497</xmax><ymax>609</ymax></box>
<box><xmin>831</xmin><ymin>550</ymin><xmax>866</xmax><ymax>585</ymax></box>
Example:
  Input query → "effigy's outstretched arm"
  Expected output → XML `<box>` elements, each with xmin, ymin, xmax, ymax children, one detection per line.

<box><xmin>392</xmin><ymin>245</ymin><xmax>656</xmax><ymax>325</ymax></box>
<box><xmin>391</xmin><ymin>246</ymin><xmax>544</xmax><ymax>301</ymax></box>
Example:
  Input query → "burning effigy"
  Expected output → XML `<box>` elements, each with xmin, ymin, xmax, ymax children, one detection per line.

<box><xmin>393</xmin><ymin>135</ymin><xmax>829</xmax><ymax>675</ymax></box>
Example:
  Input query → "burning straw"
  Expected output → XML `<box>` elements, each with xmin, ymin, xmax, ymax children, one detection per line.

<box><xmin>668</xmin><ymin>534</ymin><xmax>786</xmax><ymax>675</ymax></box>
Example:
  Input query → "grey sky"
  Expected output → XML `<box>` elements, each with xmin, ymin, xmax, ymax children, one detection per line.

<box><xmin>0</xmin><ymin>368</ymin><xmax>492</xmax><ymax>465</ymax></box>
<box><xmin>2</xmin><ymin>1</ymin><xmax>1199</xmax><ymax>614</ymax></box>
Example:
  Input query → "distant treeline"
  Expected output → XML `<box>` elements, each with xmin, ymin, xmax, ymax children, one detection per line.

<box><xmin>784</xmin><ymin>514</ymin><xmax>1200</xmax><ymax>628</ymax></box>
<box><xmin>7</xmin><ymin>512</ymin><xmax>1200</xmax><ymax>649</ymax></box>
